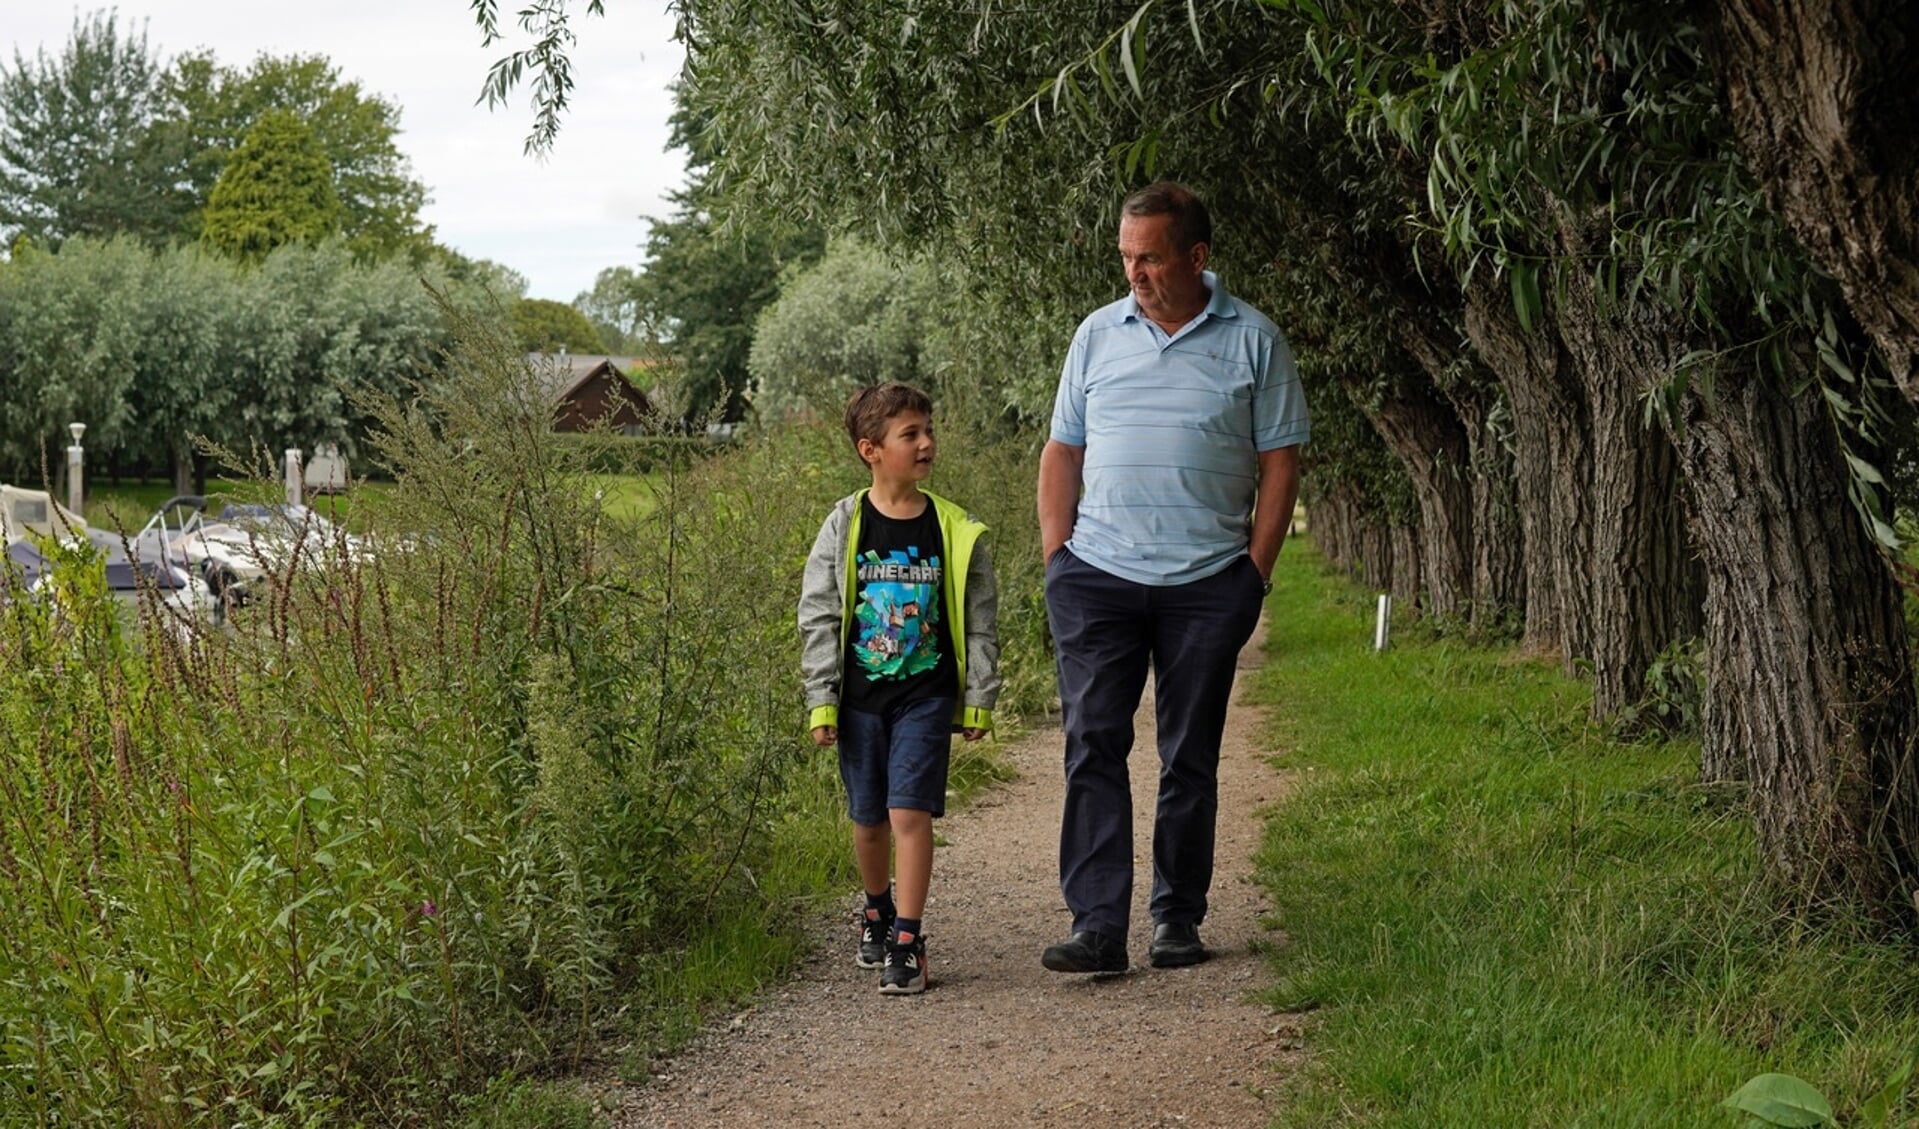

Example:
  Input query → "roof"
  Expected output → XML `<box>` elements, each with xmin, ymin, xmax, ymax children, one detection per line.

<box><xmin>523</xmin><ymin>352</ymin><xmax>649</xmax><ymax>404</ymax></box>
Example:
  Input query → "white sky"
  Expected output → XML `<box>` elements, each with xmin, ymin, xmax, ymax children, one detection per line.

<box><xmin>6</xmin><ymin>1</ymin><xmax>687</xmax><ymax>302</ymax></box>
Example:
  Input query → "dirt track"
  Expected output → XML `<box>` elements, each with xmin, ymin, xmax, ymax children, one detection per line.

<box><xmin>614</xmin><ymin>617</ymin><xmax>1303</xmax><ymax>1128</ymax></box>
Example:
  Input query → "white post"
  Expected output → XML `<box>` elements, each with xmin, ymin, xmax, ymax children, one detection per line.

<box><xmin>285</xmin><ymin>448</ymin><xmax>303</xmax><ymax>507</ymax></box>
<box><xmin>66</xmin><ymin>422</ymin><xmax>86</xmax><ymax>515</ymax></box>
<box><xmin>1374</xmin><ymin>593</ymin><xmax>1392</xmax><ymax>652</ymax></box>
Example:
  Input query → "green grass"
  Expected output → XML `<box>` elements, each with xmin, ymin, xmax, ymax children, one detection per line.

<box><xmin>586</xmin><ymin>472</ymin><xmax>664</xmax><ymax>522</ymax></box>
<box><xmin>78</xmin><ymin>477</ymin><xmax>396</xmax><ymax>535</ymax></box>
<box><xmin>1249</xmin><ymin>539</ymin><xmax>1919</xmax><ymax>1128</ymax></box>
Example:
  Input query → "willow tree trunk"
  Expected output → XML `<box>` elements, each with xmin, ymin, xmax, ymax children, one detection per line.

<box><xmin>1669</xmin><ymin>367</ymin><xmax>1919</xmax><ymax>913</ymax></box>
<box><xmin>1393</xmin><ymin>305</ymin><xmax>1525</xmax><ymax>627</ymax></box>
<box><xmin>1449</xmin><ymin>379</ymin><xmax>1525</xmax><ymax>628</ymax></box>
<box><xmin>1556</xmin><ymin>268</ymin><xmax>1704</xmax><ymax>719</ymax></box>
<box><xmin>1390</xmin><ymin>521</ymin><xmax>1423</xmax><ymax>606</ymax></box>
<box><xmin>1359</xmin><ymin>518</ymin><xmax>1394</xmax><ymax>594</ymax></box>
<box><xmin>1714</xmin><ymin>0</ymin><xmax>1919</xmax><ymax>403</ymax></box>
<box><xmin>1308</xmin><ymin>482</ymin><xmax>1358</xmax><ymax>573</ymax></box>
<box><xmin>1464</xmin><ymin>275</ymin><xmax>1593</xmax><ymax>665</ymax></box>
<box><xmin>1364</xmin><ymin>366</ymin><xmax>1474</xmax><ymax>620</ymax></box>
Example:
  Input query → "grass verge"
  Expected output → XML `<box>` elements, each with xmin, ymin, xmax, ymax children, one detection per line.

<box><xmin>1248</xmin><ymin>538</ymin><xmax>1919</xmax><ymax>1128</ymax></box>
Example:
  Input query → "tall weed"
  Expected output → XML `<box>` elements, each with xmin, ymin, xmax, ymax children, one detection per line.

<box><xmin>0</xmin><ymin>319</ymin><xmax>980</xmax><ymax>1123</ymax></box>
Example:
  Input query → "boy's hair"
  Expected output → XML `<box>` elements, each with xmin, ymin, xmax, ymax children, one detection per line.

<box><xmin>845</xmin><ymin>383</ymin><xmax>933</xmax><ymax>465</ymax></box>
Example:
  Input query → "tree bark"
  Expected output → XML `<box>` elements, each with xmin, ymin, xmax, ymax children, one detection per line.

<box><xmin>1463</xmin><ymin>273</ymin><xmax>1594</xmax><ymax>666</ymax></box>
<box><xmin>1389</xmin><ymin>521</ymin><xmax>1423</xmax><ymax>606</ymax></box>
<box><xmin>1555</xmin><ymin>266</ymin><xmax>1704</xmax><ymax>719</ymax></box>
<box><xmin>1451</xmin><ymin>378</ymin><xmax>1525</xmax><ymax>628</ymax></box>
<box><xmin>1359</xmin><ymin>518</ymin><xmax>1394</xmax><ymax>595</ymax></box>
<box><xmin>1669</xmin><ymin>363</ymin><xmax>1919</xmax><ymax>913</ymax></box>
<box><xmin>1361</xmin><ymin>363</ymin><xmax>1475</xmax><ymax>621</ymax></box>
<box><xmin>1307</xmin><ymin>480</ymin><xmax>1355</xmax><ymax>572</ymax></box>
<box><xmin>1713</xmin><ymin>0</ymin><xmax>1919</xmax><ymax>404</ymax></box>
<box><xmin>1391</xmin><ymin>301</ymin><xmax>1525</xmax><ymax>628</ymax></box>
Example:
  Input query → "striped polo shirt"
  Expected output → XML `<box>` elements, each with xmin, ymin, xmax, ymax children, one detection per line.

<box><xmin>1050</xmin><ymin>270</ymin><xmax>1310</xmax><ymax>586</ymax></box>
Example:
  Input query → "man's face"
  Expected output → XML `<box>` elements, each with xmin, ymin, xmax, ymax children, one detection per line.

<box><xmin>1118</xmin><ymin>212</ymin><xmax>1208</xmax><ymax>325</ymax></box>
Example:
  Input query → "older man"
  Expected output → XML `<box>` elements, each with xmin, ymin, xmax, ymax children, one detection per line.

<box><xmin>1037</xmin><ymin>181</ymin><xmax>1309</xmax><ymax>973</ymax></box>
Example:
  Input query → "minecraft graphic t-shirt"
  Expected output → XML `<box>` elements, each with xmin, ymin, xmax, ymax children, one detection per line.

<box><xmin>842</xmin><ymin>494</ymin><xmax>956</xmax><ymax>716</ymax></box>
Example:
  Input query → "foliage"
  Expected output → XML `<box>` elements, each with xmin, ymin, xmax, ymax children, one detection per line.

<box><xmin>574</xmin><ymin>264</ymin><xmax>647</xmax><ymax>353</ymax></box>
<box><xmin>747</xmin><ymin>237</ymin><xmax>937</xmax><ymax>421</ymax></box>
<box><xmin>2</xmin><ymin>13</ymin><xmax>432</xmax><ymax>260</ymax></box>
<box><xmin>0</xmin><ymin>237</ymin><xmax>147</xmax><ymax>473</ymax></box>
<box><xmin>1616</xmin><ymin>636</ymin><xmax>1707</xmax><ymax>741</ymax></box>
<box><xmin>200</xmin><ymin>109</ymin><xmax>345</xmax><ymax>261</ymax></box>
<box><xmin>159</xmin><ymin>49</ymin><xmax>433</xmax><ymax>258</ymax></box>
<box><xmin>456</xmin><ymin>1074</ymin><xmax>607</xmax><ymax>1128</ymax></box>
<box><xmin>0</xmin><ymin>236</ymin><xmax>478</xmax><ymax>485</ymax></box>
<box><xmin>0</xmin><ymin>319</ymin><xmax>815</xmax><ymax>1120</ymax></box>
<box><xmin>1723</xmin><ymin>1074</ymin><xmax>1836</xmax><ymax>1127</ymax></box>
<box><xmin>1247</xmin><ymin>540</ymin><xmax>1919</xmax><ymax>1126</ymax></box>
<box><xmin>0</xmin><ymin>11</ymin><xmax>189</xmax><ymax>249</ymax></box>
<box><xmin>1724</xmin><ymin>1052</ymin><xmax>1919</xmax><ymax>1128</ymax></box>
<box><xmin>628</xmin><ymin>185</ymin><xmax>823</xmax><ymax>425</ymax></box>
<box><xmin>513</xmin><ymin>296</ymin><xmax>603</xmax><ymax>353</ymax></box>
<box><xmin>119</xmin><ymin>243</ymin><xmax>245</xmax><ymax>489</ymax></box>
<box><xmin>469</xmin><ymin>0</ymin><xmax>608</xmax><ymax>155</ymax></box>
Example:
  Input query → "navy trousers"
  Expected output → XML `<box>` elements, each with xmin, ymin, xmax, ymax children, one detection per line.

<box><xmin>1044</xmin><ymin>547</ymin><xmax>1263</xmax><ymax>943</ymax></box>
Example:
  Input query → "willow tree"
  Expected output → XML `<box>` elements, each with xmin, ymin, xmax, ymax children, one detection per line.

<box><xmin>469</xmin><ymin>0</ymin><xmax>1919</xmax><ymax>917</ymax></box>
<box><xmin>1711</xmin><ymin>0</ymin><xmax>1919</xmax><ymax>406</ymax></box>
<box><xmin>1346</xmin><ymin>0</ymin><xmax>1916</xmax><ymax>909</ymax></box>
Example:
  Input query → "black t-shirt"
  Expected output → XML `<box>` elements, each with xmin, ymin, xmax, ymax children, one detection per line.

<box><xmin>841</xmin><ymin>494</ymin><xmax>957</xmax><ymax>716</ymax></box>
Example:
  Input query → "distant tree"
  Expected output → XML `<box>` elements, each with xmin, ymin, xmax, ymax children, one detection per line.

<box><xmin>630</xmin><ymin>193</ymin><xmax>822</xmax><ymax>423</ymax></box>
<box><xmin>122</xmin><ymin>245</ymin><xmax>244</xmax><ymax>493</ymax></box>
<box><xmin>158</xmin><ymin>50</ymin><xmax>432</xmax><ymax>257</ymax></box>
<box><xmin>422</xmin><ymin>244</ymin><xmax>528</xmax><ymax>319</ymax></box>
<box><xmin>200</xmin><ymin>110</ymin><xmax>344</xmax><ymax>261</ymax></box>
<box><xmin>0</xmin><ymin>12</ymin><xmax>190</xmax><ymax>248</ymax></box>
<box><xmin>575</xmin><ymin>265</ymin><xmax>647</xmax><ymax>353</ymax></box>
<box><xmin>0</xmin><ymin>238</ymin><xmax>147</xmax><ymax>481</ymax></box>
<box><xmin>748</xmin><ymin>237</ymin><xmax>934</xmax><ymax>421</ymax></box>
<box><xmin>220</xmin><ymin>241</ymin><xmax>447</xmax><ymax>465</ymax></box>
<box><xmin>512</xmin><ymin>297</ymin><xmax>602</xmax><ymax>353</ymax></box>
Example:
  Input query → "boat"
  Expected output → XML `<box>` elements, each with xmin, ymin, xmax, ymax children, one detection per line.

<box><xmin>1</xmin><ymin>484</ymin><xmax>215</xmax><ymax>626</ymax></box>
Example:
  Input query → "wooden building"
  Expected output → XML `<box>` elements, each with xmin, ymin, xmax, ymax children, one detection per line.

<box><xmin>525</xmin><ymin>353</ymin><xmax>656</xmax><ymax>434</ymax></box>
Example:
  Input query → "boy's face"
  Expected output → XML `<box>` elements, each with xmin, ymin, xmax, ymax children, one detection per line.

<box><xmin>858</xmin><ymin>410</ymin><xmax>935</xmax><ymax>486</ymax></box>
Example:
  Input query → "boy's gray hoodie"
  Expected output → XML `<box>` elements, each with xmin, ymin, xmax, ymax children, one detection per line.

<box><xmin>798</xmin><ymin>489</ymin><xmax>1000</xmax><ymax>733</ymax></box>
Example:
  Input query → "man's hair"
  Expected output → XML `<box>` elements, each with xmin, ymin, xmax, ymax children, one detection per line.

<box><xmin>1121</xmin><ymin>180</ymin><xmax>1213</xmax><ymax>253</ymax></box>
<box><xmin>845</xmin><ymin>382</ymin><xmax>934</xmax><ymax>463</ymax></box>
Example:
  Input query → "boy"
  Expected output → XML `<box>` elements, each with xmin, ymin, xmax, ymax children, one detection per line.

<box><xmin>798</xmin><ymin>383</ymin><xmax>1000</xmax><ymax>995</ymax></box>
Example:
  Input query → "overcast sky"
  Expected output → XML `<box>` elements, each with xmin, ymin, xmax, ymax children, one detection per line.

<box><xmin>6</xmin><ymin>1</ymin><xmax>687</xmax><ymax>302</ymax></box>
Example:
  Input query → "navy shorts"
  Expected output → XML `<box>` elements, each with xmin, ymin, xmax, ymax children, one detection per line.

<box><xmin>837</xmin><ymin>696</ymin><xmax>954</xmax><ymax>825</ymax></box>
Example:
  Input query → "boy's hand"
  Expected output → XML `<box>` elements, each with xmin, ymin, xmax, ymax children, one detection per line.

<box><xmin>962</xmin><ymin>727</ymin><xmax>987</xmax><ymax>742</ymax></box>
<box><xmin>812</xmin><ymin>725</ymin><xmax>837</xmax><ymax>746</ymax></box>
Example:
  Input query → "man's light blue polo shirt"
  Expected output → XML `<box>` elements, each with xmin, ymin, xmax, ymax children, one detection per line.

<box><xmin>1050</xmin><ymin>270</ymin><xmax>1310</xmax><ymax>586</ymax></box>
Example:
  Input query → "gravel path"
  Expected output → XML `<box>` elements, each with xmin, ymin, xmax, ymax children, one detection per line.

<box><xmin>615</xmin><ymin>618</ymin><xmax>1304</xmax><ymax>1128</ymax></box>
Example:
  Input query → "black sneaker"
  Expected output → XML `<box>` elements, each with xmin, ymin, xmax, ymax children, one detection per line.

<box><xmin>857</xmin><ymin>908</ymin><xmax>894</xmax><ymax>970</ymax></box>
<box><xmin>879</xmin><ymin>934</ymin><xmax>927</xmax><ymax>995</ymax></box>
<box><xmin>1041</xmin><ymin>930</ymin><xmax>1128</xmax><ymax>973</ymax></box>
